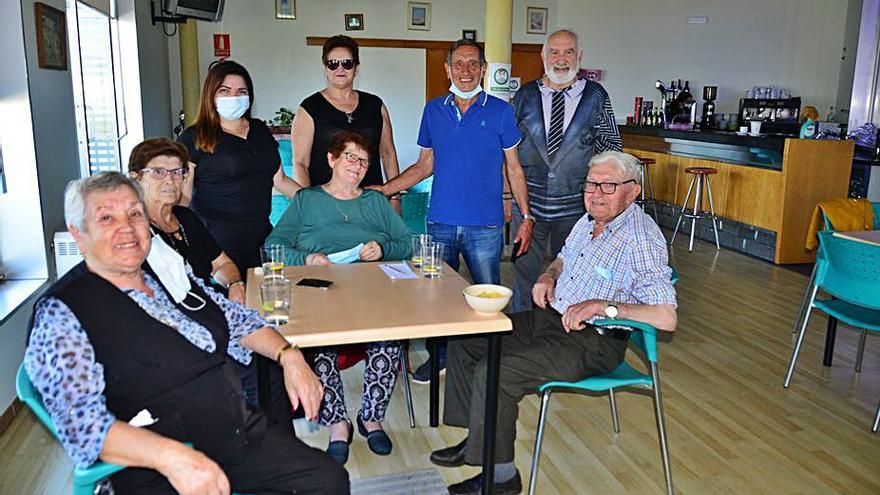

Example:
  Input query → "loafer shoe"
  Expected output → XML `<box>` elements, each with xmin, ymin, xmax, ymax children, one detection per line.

<box><xmin>429</xmin><ymin>438</ymin><xmax>467</xmax><ymax>467</ymax></box>
<box><xmin>325</xmin><ymin>420</ymin><xmax>353</xmax><ymax>465</ymax></box>
<box><xmin>412</xmin><ymin>359</ymin><xmax>446</xmax><ymax>384</ymax></box>
<box><xmin>356</xmin><ymin>416</ymin><xmax>393</xmax><ymax>455</ymax></box>
<box><xmin>447</xmin><ymin>470</ymin><xmax>522</xmax><ymax>495</ymax></box>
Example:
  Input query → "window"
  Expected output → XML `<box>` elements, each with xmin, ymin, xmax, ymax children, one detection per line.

<box><xmin>67</xmin><ymin>0</ymin><xmax>127</xmax><ymax>176</ymax></box>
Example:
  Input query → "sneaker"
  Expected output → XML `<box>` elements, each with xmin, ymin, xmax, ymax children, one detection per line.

<box><xmin>411</xmin><ymin>359</ymin><xmax>446</xmax><ymax>384</ymax></box>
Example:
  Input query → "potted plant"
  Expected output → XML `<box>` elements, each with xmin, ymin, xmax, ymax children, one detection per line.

<box><xmin>267</xmin><ymin>107</ymin><xmax>294</xmax><ymax>135</ymax></box>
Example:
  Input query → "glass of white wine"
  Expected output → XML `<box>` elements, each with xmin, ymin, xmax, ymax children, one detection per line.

<box><xmin>261</xmin><ymin>245</ymin><xmax>287</xmax><ymax>279</ymax></box>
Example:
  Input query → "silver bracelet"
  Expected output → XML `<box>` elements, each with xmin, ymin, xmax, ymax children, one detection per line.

<box><xmin>226</xmin><ymin>280</ymin><xmax>244</xmax><ymax>289</ymax></box>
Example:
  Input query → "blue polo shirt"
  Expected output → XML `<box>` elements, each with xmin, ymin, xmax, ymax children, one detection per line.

<box><xmin>417</xmin><ymin>92</ymin><xmax>521</xmax><ymax>226</ymax></box>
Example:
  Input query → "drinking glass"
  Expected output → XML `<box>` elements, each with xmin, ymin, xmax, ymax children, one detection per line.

<box><xmin>260</xmin><ymin>245</ymin><xmax>286</xmax><ymax>279</ymax></box>
<box><xmin>410</xmin><ymin>234</ymin><xmax>432</xmax><ymax>268</ymax></box>
<box><xmin>260</xmin><ymin>278</ymin><xmax>291</xmax><ymax>325</ymax></box>
<box><xmin>421</xmin><ymin>242</ymin><xmax>444</xmax><ymax>279</ymax></box>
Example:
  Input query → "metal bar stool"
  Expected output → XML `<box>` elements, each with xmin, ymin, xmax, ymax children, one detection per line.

<box><xmin>671</xmin><ymin>166</ymin><xmax>720</xmax><ymax>251</ymax></box>
<box><xmin>635</xmin><ymin>157</ymin><xmax>660</xmax><ymax>222</ymax></box>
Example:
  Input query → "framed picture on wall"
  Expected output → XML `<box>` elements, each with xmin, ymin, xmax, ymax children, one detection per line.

<box><xmin>462</xmin><ymin>29</ymin><xmax>477</xmax><ymax>41</ymax></box>
<box><xmin>345</xmin><ymin>13</ymin><xmax>364</xmax><ymax>31</ymax></box>
<box><xmin>34</xmin><ymin>2</ymin><xmax>67</xmax><ymax>70</ymax></box>
<box><xmin>526</xmin><ymin>6</ymin><xmax>548</xmax><ymax>35</ymax></box>
<box><xmin>407</xmin><ymin>2</ymin><xmax>431</xmax><ymax>31</ymax></box>
<box><xmin>276</xmin><ymin>0</ymin><xmax>296</xmax><ymax>20</ymax></box>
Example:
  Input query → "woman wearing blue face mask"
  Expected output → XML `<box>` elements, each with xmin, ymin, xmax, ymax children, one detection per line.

<box><xmin>178</xmin><ymin>60</ymin><xmax>301</xmax><ymax>276</ymax></box>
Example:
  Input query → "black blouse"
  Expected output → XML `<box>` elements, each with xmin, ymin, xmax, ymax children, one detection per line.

<box><xmin>300</xmin><ymin>91</ymin><xmax>384</xmax><ymax>187</ymax></box>
<box><xmin>152</xmin><ymin>205</ymin><xmax>222</xmax><ymax>285</ymax></box>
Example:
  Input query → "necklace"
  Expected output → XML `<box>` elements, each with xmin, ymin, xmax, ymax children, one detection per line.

<box><xmin>332</xmin><ymin>199</ymin><xmax>354</xmax><ymax>222</ymax></box>
<box><xmin>345</xmin><ymin>112</ymin><xmax>354</xmax><ymax>124</ymax></box>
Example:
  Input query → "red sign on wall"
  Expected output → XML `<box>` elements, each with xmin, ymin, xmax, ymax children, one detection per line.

<box><xmin>214</xmin><ymin>34</ymin><xmax>230</xmax><ymax>58</ymax></box>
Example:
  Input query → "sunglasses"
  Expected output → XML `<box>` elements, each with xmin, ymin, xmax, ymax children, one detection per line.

<box><xmin>142</xmin><ymin>167</ymin><xmax>188</xmax><ymax>179</ymax></box>
<box><xmin>324</xmin><ymin>59</ymin><xmax>355</xmax><ymax>71</ymax></box>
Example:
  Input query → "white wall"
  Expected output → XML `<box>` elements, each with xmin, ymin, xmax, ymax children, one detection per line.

<box><xmin>167</xmin><ymin>0</ymin><xmax>557</xmax><ymax>166</ymax></box>
<box><xmin>168</xmin><ymin>0</ymin><xmax>852</xmax><ymax>138</ymax></box>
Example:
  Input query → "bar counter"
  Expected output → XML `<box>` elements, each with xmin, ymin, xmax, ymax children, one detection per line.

<box><xmin>620</xmin><ymin>125</ymin><xmax>855</xmax><ymax>264</ymax></box>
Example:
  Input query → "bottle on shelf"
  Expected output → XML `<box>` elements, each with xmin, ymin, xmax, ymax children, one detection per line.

<box><xmin>683</xmin><ymin>80</ymin><xmax>691</xmax><ymax>94</ymax></box>
<box><xmin>825</xmin><ymin>106</ymin><xmax>835</xmax><ymax>123</ymax></box>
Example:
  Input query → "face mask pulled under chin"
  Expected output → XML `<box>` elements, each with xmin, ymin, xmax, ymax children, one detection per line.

<box><xmin>146</xmin><ymin>234</ymin><xmax>205</xmax><ymax>311</ymax></box>
<box><xmin>215</xmin><ymin>95</ymin><xmax>250</xmax><ymax>120</ymax></box>
<box><xmin>449</xmin><ymin>83</ymin><xmax>483</xmax><ymax>100</ymax></box>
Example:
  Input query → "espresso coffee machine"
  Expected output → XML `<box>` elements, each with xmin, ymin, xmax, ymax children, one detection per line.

<box><xmin>701</xmin><ymin>86</ymin><xmax>717</xmax><ymax>129</ymax></box>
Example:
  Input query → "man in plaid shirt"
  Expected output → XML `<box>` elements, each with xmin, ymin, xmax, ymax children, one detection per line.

<box><xmin>432</xmin><ymin>151</ymin><xmax>678</xmax><ymax>495</ymax></box>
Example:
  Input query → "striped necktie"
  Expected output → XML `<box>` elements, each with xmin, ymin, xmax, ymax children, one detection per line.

<box><xmin>547</xmin><ymin>89</ymin><xmax>565</xmax><ymax>159</ymax></box>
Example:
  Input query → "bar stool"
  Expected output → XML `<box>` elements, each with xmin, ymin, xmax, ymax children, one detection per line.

<box><xmin>635</xmin><ymin>157</ymin><xmax>660</xmax><ymax>222</ymax></box>
<box><xmin>671</xmin><ymin>166</ymin><xmax>720</xmax><ymax>251</ymax></box>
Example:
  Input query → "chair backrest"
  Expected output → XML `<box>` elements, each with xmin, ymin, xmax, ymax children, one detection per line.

<box><xmin>595</xmin><ymin>319</ymin><xmax>659</xmax><ymax>363</ymax></box>
<box><xmin>16</xmin><ymin>364</ymin><xmax>61</xmax><ymax>438</ymax></box>
<box><xmin>873</xmin><ymin>202</ymin><xmax>880</xmax><ymax>229</ymax></box>
<box><xmin>816</xmin><ymin>231</ymin><xmax>880</xmax><ymax>310</ymax></box>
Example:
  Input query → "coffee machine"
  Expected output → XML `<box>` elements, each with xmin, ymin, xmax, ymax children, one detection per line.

<box><xmin>701</xmin><ymin>86</ymin><xmax>717</xmax><ymax>129</ymax></box>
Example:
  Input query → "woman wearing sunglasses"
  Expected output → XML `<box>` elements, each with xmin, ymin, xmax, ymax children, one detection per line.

<box><xmin>291</xmin><ymin>35</ymin><xmax>401</xmax><ymax>196</ymax></box>
<box><xmin>178</xmin><ymin>60</ymin><xmax>302</xmax><ymax>277</ymax></box>
<box><xmin>128</xmin><ymin>138</ymin><xmax>246</xmax><ymax>304</ymax></box>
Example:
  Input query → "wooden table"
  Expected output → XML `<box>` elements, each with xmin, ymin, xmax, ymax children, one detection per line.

<box><xmin>247</xmin><ymin>262</ymin><xmax>512</xmax><ymax>494</ymax></box>
<box><xmin>833</xmin><ymin>229</ymin><xmax>880</xmax><ymax>246</ymax></box>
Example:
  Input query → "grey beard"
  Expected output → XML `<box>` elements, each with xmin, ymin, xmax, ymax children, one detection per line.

<box><xmin>545</xmin><ymin>66</ymin><xmax>578</xmax><ymax>85</ymax></box>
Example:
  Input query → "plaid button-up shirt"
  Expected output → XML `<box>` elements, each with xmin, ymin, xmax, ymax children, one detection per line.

<box><xmin>551</xmin><ymin>203</ymin><xmax>677</xmax><ymax>314</ymax></box>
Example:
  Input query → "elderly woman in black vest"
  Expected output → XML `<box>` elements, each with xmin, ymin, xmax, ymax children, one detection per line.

<box><xmin>23</xmin><ymin>172</ymin><xmax>347</xmax><ymax>494</ymax></box>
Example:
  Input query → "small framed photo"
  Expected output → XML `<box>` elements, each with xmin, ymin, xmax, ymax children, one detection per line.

<box><xmin>407</xmin><ymin>2</ymin><xmax>431</xmax><ymax>31</ymax></box>
<box><xmin>462</xmin><ymin>29</ymin><xmax>477</xmax><ymax>41</ymax></box>
<box><xmin>526</xmin><ymin>6</ymin><xmax>548</xmax><ymax>35</ymax></box>
<box><xmin>345</xmin><ymin>13</ymin><xmax>364</xmax><ymax>31</ymax></box>
<box><xmin>34</xmin><ymin>2</ymin><xmax>67</xmax><ymax>70</ymax></box>
<box><xmin>275</xmin><ymin>0</ymin><xmax>296</xmax><ymax>20</ymax></box>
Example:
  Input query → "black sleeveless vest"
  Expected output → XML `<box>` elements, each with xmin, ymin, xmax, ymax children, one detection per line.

<box><xmin>30</xmin><ymin>262</ymin><xmax>252</xmax><ymax>468</ymax></box>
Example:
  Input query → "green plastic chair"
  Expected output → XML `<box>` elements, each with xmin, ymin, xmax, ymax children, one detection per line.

<box><xmin>16</xmin><ymin>364</ymin><xmax>252</xmax><ymax>494</ymax></box>
<box><xmin>401</xmin><ymin>191</ymin><xmax>429</xmax><ymax>234</ymax></box>
<box><xmin>528</xmin><ymin>318</ymin><xmax>674</xmax><ymax>495</ymax></box>
<box><xmin>783</xmin><ymin>231</ymin><xmax>880</xmax><ymax>432</ymax></box>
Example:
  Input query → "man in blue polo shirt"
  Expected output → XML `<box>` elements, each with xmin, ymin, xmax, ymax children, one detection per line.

<box><xmin>373</xmin><ymin>39</ymin><xmax>534</xmax><ymax>381</ymax></box>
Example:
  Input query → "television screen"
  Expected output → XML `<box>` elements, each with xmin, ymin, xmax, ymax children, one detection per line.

<box><xmin>166</xmin><ymin>0</ymin><xmax>224</xmax><ymax>22</ymax></box>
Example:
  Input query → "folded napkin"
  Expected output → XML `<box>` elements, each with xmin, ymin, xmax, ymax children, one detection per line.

<box><xmin>379</xmin><ymin>262</ymin><xmax>417</xmax><ymax>280</ymax></box>
<box><xmin>328</xmin><ymin>243</ymin><xmax>365</xmax><ymax>264</ymax></box>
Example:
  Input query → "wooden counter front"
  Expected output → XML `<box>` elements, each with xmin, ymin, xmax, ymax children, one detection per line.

<box><xmin>624</xmin><ymin>136</ymin><xmax>854</xmax><ymax>264</ymax></box>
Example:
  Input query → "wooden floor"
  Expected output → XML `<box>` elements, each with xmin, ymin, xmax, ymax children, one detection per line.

<box><xmin>1</xmin><ymin>234</ymin><xmax>878</xmax><ymax>494</ymax></box>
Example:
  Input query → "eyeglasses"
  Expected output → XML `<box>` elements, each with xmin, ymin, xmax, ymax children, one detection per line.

<box><xmin>584</xmin><ymin>179</ymin><xmax>636</xmax><ymax>194</ymax></box>
<box><xmin>325</xmin><ymin>59</ymin><xmax>355</xmax><ymax>71</ymax></box>
<box><xmin>142</xmin><ymin>167</ymin><xmax>188</xmax><ymax>179</ymax></box>
<box><xmin>342</xmin><ymin>151</ymin><xmax>369</xmax><ymax>168</ymax></box>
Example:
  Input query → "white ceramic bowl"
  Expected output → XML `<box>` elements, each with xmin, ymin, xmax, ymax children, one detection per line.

<box><xmin>462</xmin><ymin>284</ymin><xmax>513</xmax><ymax>314</ymax></box>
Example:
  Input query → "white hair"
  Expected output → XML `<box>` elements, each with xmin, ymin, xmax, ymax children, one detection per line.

<box><xmin>64</xmin><ymin>172</ymin><xmax>146</xmax><ymax>231</ymax></box>
<box><xmin>541</xmin><ymin>28</ymin><xmax>581</xmax><ymax>57</ymax></box>
<box><xmin>588</xmin><ymin>151</ymin><xmax>642</xmax><ymax>184</ymax></box>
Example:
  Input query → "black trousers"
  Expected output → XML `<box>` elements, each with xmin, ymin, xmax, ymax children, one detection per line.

<box><xmin>112</xmin><ymin>415</ymin><xmax>349</xmax><ymax>494</ymax></box>
<box><xmin>443</xmin><ymin>306</ymin><xmax>628</xmax><ymax>465</ymax></box>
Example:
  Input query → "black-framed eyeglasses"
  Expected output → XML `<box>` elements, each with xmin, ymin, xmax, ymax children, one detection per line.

<box><xmin>325</xmin><ymin>59</ymin><xmax>355</xmax><ymax>71</ymax></box>
<box><xmin>142</xmin><ymin>167</ymin><xmax>188</xmax><ymax>179</ymax></box>
<box><xmin>584</xmin><ymin>179</ymin><xmax>636</xmax><ymax>194</ymax></box>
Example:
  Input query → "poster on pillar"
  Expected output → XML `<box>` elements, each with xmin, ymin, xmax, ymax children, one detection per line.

<box><xmin>214</xmin><ymin>34</ymin><xmax>231</xmax><ymax>58</ymax></box>
<box><xmin>487</xmin><ymin>63</ymin><xmax>511</xmax><ymax>101</ymax></box>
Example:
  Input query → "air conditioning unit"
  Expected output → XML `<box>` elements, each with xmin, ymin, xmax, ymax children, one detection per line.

<box><xmin>53</xmin><ymin>231</ymin><xmax>82</xmax><ymax>278</ymax></box>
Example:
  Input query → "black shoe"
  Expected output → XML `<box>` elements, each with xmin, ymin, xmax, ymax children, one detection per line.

<box><xmin>447</xmin><ymin>470</ymin><xmax>522</xmax><ymax>495</ymax></box>
<box><xmin>412</xmin><ymin>359</ymin><xmax>446</xmax><ymax>384</ymax></box>
<box><xmin>429</xmin><ymin>438</ymin><xmax>468</xmax><ymax>467</ymax></box>
<box><xmin>325</xmin><ymin>420</ymin><xmax>353</xmax><ymax>465</ymax></box>
<box><xmin>356</xmin><ymin>416</ymin><xmax>393</xmax><ymax>455</ymax></box>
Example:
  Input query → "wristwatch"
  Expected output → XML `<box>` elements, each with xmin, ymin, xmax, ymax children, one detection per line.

<box><xmin>521</xmin><ymin>213</ymin><xmax>535</xmax><ymax>222</ymax></box>
<box><xmin>604</xmin><ymin>304</ymin><xmax>619</xmax><ymax>319</ymax></box>
<box><xmin>275</xmin><ymin>342</ymin><xmax>299</xmax><ymax>364</ymax></box>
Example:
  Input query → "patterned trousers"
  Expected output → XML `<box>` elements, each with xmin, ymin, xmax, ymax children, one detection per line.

<box><xmin>313</xmin><ymin>341</ymin><xmax>402</xmax><ymax>425</ymax></box>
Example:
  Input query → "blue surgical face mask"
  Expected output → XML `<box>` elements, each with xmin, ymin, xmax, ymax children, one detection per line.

<box><xmin>215</xmin><ymin>95</ymin><xmax>250</xmax><ymax>120</ymax></box>
<box><xmin>449</xmin><ymin>83</ymin><xmax>483</xmax><ymax>100</ymax></box>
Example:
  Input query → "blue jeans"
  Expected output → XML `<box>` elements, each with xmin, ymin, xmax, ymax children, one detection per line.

<box><xmin>426</xmin><ymin>222</ymin><xmax>504</xmax><ymax>364</ymax></box>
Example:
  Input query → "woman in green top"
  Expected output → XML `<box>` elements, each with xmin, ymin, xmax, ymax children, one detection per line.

<box><xmin>265</xmin><ymin>131</ymin><xmax>411</xmax><ymax>465</ymax></box>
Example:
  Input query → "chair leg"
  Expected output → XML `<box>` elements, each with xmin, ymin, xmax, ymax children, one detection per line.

<box><xmin>671</xmin><ymin>176</ymin><xmax>696</xmax><ymax>246</ymax></box>
<box><xmin>822</xmin><ymin>316</ymin><xmax>838</xmax><ymax>367</ymax></box>
<box><xmin>855</xmin><ymin>329</ymin><xmax>868</xmax><ymax>373</ymax></box>
<box><xmin>650</xmin><ymin>363</ymin><xmax>674</xmax><ymax>495</ymax></box>
<box><xmin>793</xmin><ymin>264</ymin><xmax>818</xmax><ymax>334</ymax></box>
<box><xmin>873</xmin><ymin>399</ymin><xmax>880</xmax><ymax>433</ymax></box>
<box><xmin>784</xmin><ymin>284</ymin><xmax>820</xmax><ymax>388</ymax></box>
<box><xmin>608</xmin><ymin>388</ymin><xmax>620</xmax><ymax>433</ymax></box>
<box><xmin>647</xmin><ymin>167</ymin><xmax>660</xmax><ymax>222</ymax></box>
<box><xmin>401</xmin><ymin>347</ymin><xmax>416</xmax><ymax>428</ymax></box>
<box><xmin>688</xmin><ymin>176</ymin><xmax>704</xmax><ymax>252</ymax></box>
<box><xmin>703</xmin><ymin>176</ymin><xmax>720</xmax><ymax>250</ymax></box>
<box><xmin>528</xmin><ymin>390</ymin><xmax>553</xmax><ymax>495</ymax></box>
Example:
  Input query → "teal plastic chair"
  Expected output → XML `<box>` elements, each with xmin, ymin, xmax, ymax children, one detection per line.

<box><xmin>783</xmin><ymin>231</ymin><xmax>880</xmax><ymax>432</ymax></box>
<box><xmin>16</xmin><ymin>364</ymin><xmax>252</xmax><ymax>493</ymax></box>
<box><xmin>401</xmin><ymin>191</ymin><xmax>429</xmax><ymax>234</ymax></box>
<box><xmin>527</xmin><ymin>319</ymin><xmax>674</xmax><ymax>495</ymax></box>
